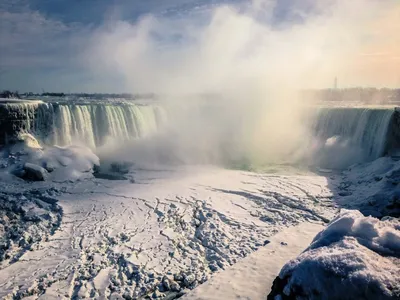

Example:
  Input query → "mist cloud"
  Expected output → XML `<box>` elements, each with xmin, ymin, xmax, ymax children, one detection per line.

<box><xmin>88</xmin><ymin>0</ymin><xmax>399</xmax><ymax>167</ymax></box>
<box><xmin>87</xmin><ymin>0</ymin><xmax>399</xmax><ymax>93</ymax></box>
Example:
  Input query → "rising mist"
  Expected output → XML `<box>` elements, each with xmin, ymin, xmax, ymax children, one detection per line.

<box><xmin>86</xmin><ymin>0</ymin><xmax>400</xmax><ymax>168</ymax></box>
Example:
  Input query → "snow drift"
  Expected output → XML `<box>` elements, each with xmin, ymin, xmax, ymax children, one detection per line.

<box><xmin>268</xmin><ymin>210</ymin><xmax>400</xmax><ymax>300</ymax></box>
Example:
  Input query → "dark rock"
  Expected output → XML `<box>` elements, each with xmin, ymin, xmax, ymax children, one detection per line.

<box><xmin>268</xmin><ymin>275</ymin><xmax>296</xmax><ymax>300</ymax></box>
<box><xmin>110</xmin><ymin>162</ymin><xmax>133</xmax><ymax>174</ymax></box>
<box><xmin>94</xmin><ymin>172</ymin><xmax>127</xmax><ymax>181</ymax></box>
<box><xmin>338</xmin><ymin>191</ymin><xmax>352</xmax><ymax>197</ymax></box>
<box><xmin>23</xmin><ymin>163</ymin><xmax>48</xmax><ymax>181</ymax></box>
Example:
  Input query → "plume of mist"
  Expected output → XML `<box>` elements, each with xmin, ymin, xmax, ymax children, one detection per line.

<box><xmin>86</xmin><ymin>0</ymin><xmax>399</xmax><ymax>168</ymax></box>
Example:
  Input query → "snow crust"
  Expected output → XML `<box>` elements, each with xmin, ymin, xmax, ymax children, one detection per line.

<box><xmin>270</xmin><ymin>210</ymin><xmax>400</xmax><ymax>300</ymax></box>
<box><xmin>0</xmin><ymin>167</ymin><xmax>335</xmax><ymax>299</ymax></box>
<box><xmin>183</xmin><ymin>222</ymin><xmax>325</xmax><ymax>300</ymax></box>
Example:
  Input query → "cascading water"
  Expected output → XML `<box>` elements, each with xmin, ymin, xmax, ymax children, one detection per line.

<box><xmin>0</xmin><ymin>100</ymin><xmax>166</xmax><ymax>148</ymax></box>
<box><xmin>52</xmin><ymin>104</ymin><xmax>165</xmax><ymax>148</ymax></box>
<box><xmin>1</xmin><ymin>99</ymin><xmax>399</xmax><ymax>170</ymax></box>
<box><xmin>310</xmin><ymin>107</ymin><xmax>395</xmax><ymax>168</ymax></box>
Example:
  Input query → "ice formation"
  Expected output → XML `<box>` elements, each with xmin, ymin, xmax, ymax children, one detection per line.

<box><xmin>0</xmin><ymin>133</ymin><xmax>100</xmax><ymax>182</ymax></box>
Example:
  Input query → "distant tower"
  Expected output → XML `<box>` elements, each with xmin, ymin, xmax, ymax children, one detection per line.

<box><xmin>334</xmin><ymin>77</ymin><xmax>338</xmax><ymax>89</ymax></box>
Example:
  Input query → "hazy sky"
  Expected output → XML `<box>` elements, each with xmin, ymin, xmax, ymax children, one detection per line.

<box><xmin>0</xmin><ymin>0</ymin><xmax>399</xmax><ymax>92</ymax></box>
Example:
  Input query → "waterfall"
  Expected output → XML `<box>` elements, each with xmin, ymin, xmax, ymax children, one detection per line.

<box><xmin>72</xmin><ymin>105</ymin><xmax>96</xmax><ymax>149</ymax></box>
<box><xmin>311</xmin><ymin>107</ymin><xmax>394</xmax><ymax>167</ymax></box>
<box><xmin>52</xmin><ymin>104</ymin><xmax>164</xmax><ymax>148</ymax></box>
<box><xmin>0</xmin><ymin>101</ymin><xmax>165</xmax><ymax>148</ymax></box>
<box><xmin>1</xmin><ymin>99</ymin><xmax>399</xmax><ymax>169</ymax></box>
<box><xmin>57</xmin><ymin>105</ymin><xmax>74</xmax><ymax>146</ymax></box>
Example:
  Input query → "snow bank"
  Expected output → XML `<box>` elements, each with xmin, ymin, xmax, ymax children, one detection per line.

<box><xmin>337</xmin><ymin>157</ymin><xmax>400</xmax><ymax>217</ymax></box>
<box><xmin>37</xmin><ymin>145</ymin><xmax>100</xmax><ymax>181</ymax></box>
<box><xmin>268</xmin><ymin>210</ymin><xmax>400</xmax><ymax>300</ymax></box>
<box><xmin>0</xmin><ymin>133</ymin><xmax>99</xmax><ymax>182</ymax></box>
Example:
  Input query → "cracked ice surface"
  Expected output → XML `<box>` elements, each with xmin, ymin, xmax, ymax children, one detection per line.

<box><xmin>0</xmin><ymin>166</ymin><xmax>337</xmax><ymax>299</ymax></box>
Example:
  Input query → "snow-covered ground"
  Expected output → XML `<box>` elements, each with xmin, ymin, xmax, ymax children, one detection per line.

<box><xmin>333</xmin><ymin>157</ymin><xmax>400</xmax><ymax>218</ymax></box>
<box><xmin>182</xmin><ymin>222</ymin><xmax>325</xmax><ymax>300</ymax></box>
<box><xmin>1</xmin><ymin>137</ymin><xmax>399</xmax><ymax>299</ymax></box>
<box><xmin>0</xmin><ymin>161</ymin><xmax>336</xmax><ymax>299</ymax></box>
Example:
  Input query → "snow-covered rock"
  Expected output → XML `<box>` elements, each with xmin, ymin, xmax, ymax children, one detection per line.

<box><xmin>268</xmin><ymin>210</ymin><xmax>400</xmax><ymax>300</ymax></box>
<box><xmin>38</xmin><ymin>145</ymin><xmax>100</xmax><ymax>182</ymax></box>
<box><xmin>10</xmin><ymin>133</ymin><xmax>42</xmax><ymax>151</ymax></box>
<box><xmin>1</xmin><ymin>135</ymin><xmax>100</xmax><ymax>182</ymax></box>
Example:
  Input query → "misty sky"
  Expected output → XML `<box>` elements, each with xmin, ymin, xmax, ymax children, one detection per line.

<box><xmin>0</xmin><ymin>0</ymin><xmax>399</xmax><ymax>92</ymax></box>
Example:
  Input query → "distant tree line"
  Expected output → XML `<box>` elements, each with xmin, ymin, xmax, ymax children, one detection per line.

<box><xmin>1</xmin><ymin>90</ymin><xmax>66</xmax><ymax>98</ymax></box>
<box><xmin>41</xmin><ymin>92</ymin><xmax>65</xmax><ymax>97</ymax></box>
<box><xmin>1</xmin><ymin>91</ymin><xmax>157</xmax><ymax>100</ymax></box>
<box><xmin>301</xmin><ymin>88</ymin><xmax>400</xmax><ymax>104</ymax></box>
<box><xmin>69</xmin><ymin>93</ymin><xmax>156</xmax><ymax>99</ymax></box>
<box><xmin>2</xmin><ymin>88</ymin><xmax>400</xmax><ymax>103</ymax></box>
<box><xmin>0</xmin><ymin>90</ymin><xmax>21</xmax><ymax>99</ymax></box>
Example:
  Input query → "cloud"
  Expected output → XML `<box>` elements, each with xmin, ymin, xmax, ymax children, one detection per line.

<box><xmin>0</xmin><ymin>0</ymin><xmax>234</xmax><ymax>91</ymax></box>
<box><xmin>0</xmin><ymin>1</ymin><xmax>96</xmax><ymax>91</ymax></box>
<box><xmin>84</xmin><ymin>0</ymin><xmax>400</xmax><ymax>93</ymax></box>
<box><xmin>0</xmin><ymin>7</ymin><xmax>89</xmax><ymax>68</ymax></box>
<box><xmin>0</xmin><ymin>0</ymin><xmax>399</xmax><ymax>91</ymax></box>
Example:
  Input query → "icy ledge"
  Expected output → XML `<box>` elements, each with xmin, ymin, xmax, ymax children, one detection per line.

<box><xmin>268</xmin><ymin>210</ymin><xmax>400</xmax><ymax>300</ymax></box>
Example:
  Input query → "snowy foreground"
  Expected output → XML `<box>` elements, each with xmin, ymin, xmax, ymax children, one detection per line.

<box><xmin>269</xmin><ymin>210</ymin><xmax>400</xmax><ymax>300</ymax></box>
<box><xmin>0</xmin><ymin>142</ymin><xmax>400</xmax><ymax>299</ymax></box>
<box><xmin>183</xmin><ymin>222</ymin><xmax>325</xmax><ymax>300</ymax></box>
<box><xmin>0</xmin><ymin>162</ymin><xmax>336</xmax><ymax>299</ymax></box>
